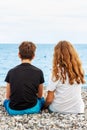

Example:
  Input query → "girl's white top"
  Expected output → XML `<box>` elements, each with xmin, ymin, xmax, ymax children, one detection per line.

<box><xmin>46</xmin><ymin>76</ymin><xmax>84</xmax><ymax>113</ymax></box>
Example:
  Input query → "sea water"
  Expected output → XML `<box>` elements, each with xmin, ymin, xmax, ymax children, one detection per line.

<box><xmin>0</xmin><ymin>43</ymin><xmax>87</xmax><ymax>88</ymax></box>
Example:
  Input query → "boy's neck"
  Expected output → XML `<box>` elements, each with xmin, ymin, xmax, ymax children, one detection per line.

<box><xmin>22</xmin><ymin>59</ymin><xmax>31</xmax><ymax>64</ymax></box>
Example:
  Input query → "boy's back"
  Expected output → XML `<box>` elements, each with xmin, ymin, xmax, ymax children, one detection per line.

<box><xmin>5</xmin><ymin>63</ymin><xmax>44</xmax><ymax>110</ymax></box>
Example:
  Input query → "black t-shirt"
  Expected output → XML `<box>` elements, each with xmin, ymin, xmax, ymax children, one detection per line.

<box><xmin>5</xmin><ymin>63</ymin><xmax>44</xmax><ymax>110</ymax></box>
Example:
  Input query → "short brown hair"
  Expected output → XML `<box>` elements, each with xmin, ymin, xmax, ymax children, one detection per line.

<box><xmin>19</xmin><ymin>41</ymin><xmax>36</xmax><ymax>60</ymax></box>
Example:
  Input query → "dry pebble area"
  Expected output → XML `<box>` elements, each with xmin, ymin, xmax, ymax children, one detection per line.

<box><xmin>0</xmin><ymin>87</ymin><xmax>87</xmax><ymax>130</ymax></box>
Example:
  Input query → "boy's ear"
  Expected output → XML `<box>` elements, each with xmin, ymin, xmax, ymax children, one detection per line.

<box><xmin>18</xmin><ymin>52</ymin><xmax>21</xmax><ymax>58</ymax></box>
<box><xmin>32</xmin><ymin>54</ymin><xmax>35</xmax><ymax>59</ymax></box>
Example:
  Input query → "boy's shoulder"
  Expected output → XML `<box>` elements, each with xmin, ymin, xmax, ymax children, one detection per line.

<box><xmin>8</xmin><ymin>64</ymin><xmax>21</xmax><ymax>73</ymax></box>
<box><xmin>31</xmin><ymin>64</ymin><xmax>43</xmax><ymax>73</ymax></box>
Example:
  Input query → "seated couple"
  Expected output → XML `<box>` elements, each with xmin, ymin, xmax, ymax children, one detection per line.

<box><xmin>3</xmin><ymin>41</ymin><xmax>85</xmax><ymax>115</ymax></box>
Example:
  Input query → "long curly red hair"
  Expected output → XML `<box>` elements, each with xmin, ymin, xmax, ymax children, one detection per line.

<box><xmin>52</xmin><ymin>41</ymin><xmax>85</xmax><ymax>84</ymax></box>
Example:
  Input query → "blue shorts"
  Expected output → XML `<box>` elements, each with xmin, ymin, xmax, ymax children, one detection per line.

<box><xmin>3</xmin><ymin>97</ymin><xmax>45</xmax><ymax>116</ymax></box>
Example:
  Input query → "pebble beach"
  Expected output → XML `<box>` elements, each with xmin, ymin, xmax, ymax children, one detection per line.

<box><xmin>0</xmin><ymin>87</ymin><xmax>87</xmax><ymax>130</ymax></box>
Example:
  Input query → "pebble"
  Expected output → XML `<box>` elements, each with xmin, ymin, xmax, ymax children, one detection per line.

<box><xmin>0</xmin><ymin>87</ymin><xmax>87</xmax><ymax>130</ymax></box>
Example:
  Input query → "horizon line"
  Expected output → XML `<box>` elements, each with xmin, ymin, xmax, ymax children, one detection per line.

<box><xmin>0</xmin><ymin>42</ymin><xmax>87</xmax><ymax>44</ymax></box>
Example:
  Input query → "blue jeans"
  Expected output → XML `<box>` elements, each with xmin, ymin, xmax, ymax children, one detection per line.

<box><xmin>3</xmin><ymin>97</ymin><xmax>45</xmax><ymax>116</ymax></box>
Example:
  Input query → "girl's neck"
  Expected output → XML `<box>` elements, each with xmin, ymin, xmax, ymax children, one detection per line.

<box><xmin>22</xmin><ymin>59</ymin><xmax>31</xmax><ymax>64</ymax></box>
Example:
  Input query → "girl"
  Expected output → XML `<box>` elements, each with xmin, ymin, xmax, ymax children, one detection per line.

<box><xmin>44</xmin><ymin>40</ymin><xmax>85</xmax><ymax>114</ymax></box>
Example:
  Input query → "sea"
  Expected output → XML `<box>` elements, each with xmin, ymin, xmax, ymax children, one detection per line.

<box><xmin>0</xmin><ymin>43</ymin><xmax>87</xmax><ymax>88</ymax></box>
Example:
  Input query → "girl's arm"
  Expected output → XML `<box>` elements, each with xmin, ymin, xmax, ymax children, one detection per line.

<box><xmin>44</xmin><ymin>91</ymin><xmax>54</xmax><ymax>109</ymax></box>
<box><xmin>5</xmin><ymin>83</ymin><xmax>11</xmax><ymax>99</ymax></box>
<box><xmin>37</xmin><ymin>84</ymin><xmax>43</xmax><ymax>98</ymax></box>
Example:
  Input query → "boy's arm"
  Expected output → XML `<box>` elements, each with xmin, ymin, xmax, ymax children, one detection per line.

<box><xmin>37</xmin><ymin>84</ymin><xmax>43</xmax><ymax>98</ymax></box>
<box><xmin>43</xmin><ymin>91</ymin><xmax>54</xmax><ymax>109</ymax></box>
<box><xmin>5</xmin><ymin>83</ymin><xmax>11</xmax><ymax>99</ymax></box>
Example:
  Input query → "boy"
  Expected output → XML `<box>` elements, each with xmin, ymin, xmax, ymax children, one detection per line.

<box><xmin>4</xmin><ymin>41</ymin><xmax>45</xmax><ymax>115</ymax></box>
